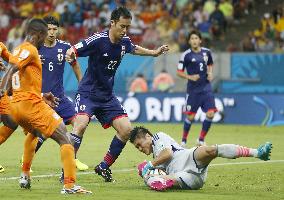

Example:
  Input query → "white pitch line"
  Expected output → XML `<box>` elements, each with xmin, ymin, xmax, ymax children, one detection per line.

<box><xmin>1</xmin><ymin>160</ymin><xmax>284</xmax><ymax>181</ymax></box>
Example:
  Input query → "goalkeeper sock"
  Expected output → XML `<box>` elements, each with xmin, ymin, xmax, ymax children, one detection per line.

<box><xmin>35</xmin><ymin>134</ymin><xmax>45</xmax><ymax>153</ymax></box>
<box><xmin>60</xmin><ymin>144</ymin><xmax>76</xmax><ymax>189</ymax></box>
<box><xmin>102</xmin><ymin>135</ymin><xmax>126</xmax><ymax>167</ymax></box>
<box><xmin>217</xmin><ymin>144</ymin><xmax>258</xmax><ymax>159</ymax></box>
<box><xmin>70</xmin><ymin>133</ymin><xmax>82</xmax><ymax>159</ymax></box>
<box><xmin>22</xmin><ymin>133</ymin><xmax>37</xmax><ymax>176</ymax></box>
<box><xmin>0</xmin><ymin>126</ymin><xmax>14</xmax><ymax>145</ymax></box>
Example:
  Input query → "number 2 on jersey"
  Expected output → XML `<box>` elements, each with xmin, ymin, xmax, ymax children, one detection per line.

<box><xmin>199</xmin><ymin>63</ymin><xmax>204</xmax><ymax>71</ymax></box>
<box><xmin>12</xmin><ymin>71</ymin><xmax>20</xmax><ymax>89</ymax></box>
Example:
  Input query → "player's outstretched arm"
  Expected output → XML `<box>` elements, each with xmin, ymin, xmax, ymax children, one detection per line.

<box><xmin>71</xmin><ymin>61</ymin><xmax>82</xmax><ymax>82</ymax></box>
<box><xmin>133</xmin><ymin>45</ymin><xmax>169</xmax><ymax>57</ymax></box>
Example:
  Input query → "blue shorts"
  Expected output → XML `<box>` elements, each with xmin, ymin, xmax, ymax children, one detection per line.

<box><xmin>74</xmin><ymin>93</ymin><xmax>127</xmax><ymax>129</ymax></box>
<box><xmin>183</xmin><ymin>91</ymin><xmax>217</xmax><ymax>115</ymax></box>
<box><xmin>54</xmin><ymin>95</ymin><xmax>76</xmax><ymax>125</ymax></box>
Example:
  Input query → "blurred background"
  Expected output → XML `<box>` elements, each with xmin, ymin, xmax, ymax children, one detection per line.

<box><xmin>0</xmin><ymin>0</ymin><xmax>284</xmax><ymax>126</ymax></box>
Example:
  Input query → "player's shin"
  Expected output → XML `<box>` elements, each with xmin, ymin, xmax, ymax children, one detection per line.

<box><xmin>70</xmin><ymin>133</ymin><xmax>82</xmax><ymax>158</ymax></box>
<box><xmin>60</xmin><ymin>144</ymin><xmax>76</xmax><ymax>188</ymax></box>
<box><xmin>199</xmin><ymin>117</ymin><xmax>212</xmax><ymax>142</ymax></box>
<box><xmin>182</xmin><ymin>118</ymin><xmax>192</xmax><ymax>144</ymax></box>
<box><xmin>35</xmin><ymin>134</ymin><xmax>46</xmax><ymax>153</ymax></box>
<box><xmin>101</xmin><ymin>135</ymin><xmax>126</xmax><ymax>167</ymax></box>
<box><xmin>217</xmin><ymin>144</ymin><xmax>258</xmax><ymax>159</ymax></box>
<box><xmin>22</xmin><ymin>133</ymin><xmax>38</xmax><ymax>176</ymax></box>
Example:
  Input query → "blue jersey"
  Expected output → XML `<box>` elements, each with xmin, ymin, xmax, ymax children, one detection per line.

<box><xmin>39</xmin><ymin>40</ymin><xmax>72</xmax><ymax>98</ymax></box>
<box><xmin>177</xmin><ymin>47</ymin><xmax>213</xmax><ymax>93</ymax></box>
<box><xmin>73</xmin><ymin>31</ymin><xmax>135</xmax><ymax>101</ymax></box>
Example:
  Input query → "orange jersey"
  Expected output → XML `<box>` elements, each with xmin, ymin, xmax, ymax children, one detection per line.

<box><xmin>0</xmin><ymin>42</ymin><xmax>11</xmax><ymax>62</ymax></box>
<box><xmin>9</xmin><ymin>42</ymin><xmax>42</xmax><ymax>102</ymax></box>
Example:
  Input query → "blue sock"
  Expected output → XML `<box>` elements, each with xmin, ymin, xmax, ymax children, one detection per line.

<box><xmin>182</xmin><ymin>118</ymin><xmax>192</xmax><ymax>143</ymax></box>
<box><xmin>199</xmin><ymin>117</ymin><xmax>212</xmax><ymax>141</ymax></box>
<box><xmin>70</xmin><ymin>133</ymin><xmax>82</xmax><ymax>159</ymax></box>
<box><xmin>35</xmin><ymin>135</ymin><xmax>46</xmax><ymax>153</ymax></box>
<box><xmin>101</xmin><ymin>135</ymin><xmax>126</xmax><ymax>168</ymax></box>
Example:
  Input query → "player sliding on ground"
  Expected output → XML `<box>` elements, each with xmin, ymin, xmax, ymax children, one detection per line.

<box><xmin>129</xmin><ymin>126</ymin><xmax>272</xmax><ymax>191</ymax></box>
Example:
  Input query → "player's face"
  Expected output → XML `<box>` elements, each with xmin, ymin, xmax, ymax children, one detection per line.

<box><xmin>189</xmin><ymin>34</ymin><xmax>201</xmax><ymax>49</ymax></box>
<box><xmin>111</xmin><ymin>17</ymin><xmax>131</xmax><ymax>40</ymax></box>
<box><xmin>46</xmin><ymin>24</ymin><xmax>59</xmax><ymax>43</ymax></box>
<box><xmin>133</xmin><ymin>134</ymin><xmax>153</xmax><ymax>155</ymax></box>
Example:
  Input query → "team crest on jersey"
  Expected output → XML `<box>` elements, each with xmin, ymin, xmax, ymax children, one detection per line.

<box><xmin>121</xmin><ymin>45</ymin><xmax>125</xmax><ymax>58</ymax></box>
<box><xmin>203</xmin><ymin>53</ymin><xmax>208</xmax><ymax>64</ymax></box>
<box><xmin>19</xmin><ymin>49</ymin><xmax>30</xmax><ymax>60</ymax></box>
<box><xmin>57</xmin><ymin>53</ymin><xmax>64</xmax><ymax>62</ymax></box>
<box><xmin>80</xmin><ymin>105</ymin><xmax>86</xmax><ymax>111</ymax></box>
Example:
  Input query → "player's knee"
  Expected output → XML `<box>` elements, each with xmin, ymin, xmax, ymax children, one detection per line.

<box><xmin>187</xmin><ymin>114</ymin><xmax>195</xmax><ymax>121</ymax></box>
<box><xmin>205</xmin><ymin>146</ymin><xmax>217</xmax><ymax>158</ymax></box>
<box><xmin>206</xmin><ymin>111</ymin><xmax>215</xmax><ymax>119</ymax></box>
<box><xmin>73</xmin><ymin>115</ymin><xmax>89</xmax><ymax>135</ymax></box>
<box><xmin>117</xmin><ymin>125</ymin><xmax>133</xmax><ymax>141</ymax></box>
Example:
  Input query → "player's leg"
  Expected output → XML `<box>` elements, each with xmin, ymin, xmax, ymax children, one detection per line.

<box><xmin>94</xmin><ymin>97</ymin><xmax>130</xmax><ymax>182</ymax></box>
<box><xmin>48</xmin><ymin>122</ymin><xmax>91</xmax><ymax>194</ymax></box>
<box><xmin>197</xmin><ymin>92</ymin><xmax>217</xmax><ymax>146</ymax></box>
<box><xmin>0</xmin><ymin>114</ymin><xmax>18</xmax><ymax>145</ymax></box>
<box><xmin>181</xmin><ymin>93</ymin><xmax>199</xmax><ymax>146</ymax></box>
<box><xmin>20</xmin><ymin>131</ymin><xmax>38</xmax><ymax>189</ymax></box>
<box><xmin>95</xmin><ymin>116</ymin><xmax>131</xmax><ymax>182</ymax></box>
<box><xmin>194</xmin><ymin>142</ymin><xmax>273</xmax><ymax>167</ymax></box>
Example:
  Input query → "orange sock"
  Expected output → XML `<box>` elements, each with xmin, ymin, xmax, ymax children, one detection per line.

<box><xmin>61</xmin><ymin>144</ymin><xmax>76</xmax><ymax>189</ymax></box>
<box><xmin>0</xmin><ymin>126</ymin><xmax>14</xmax><ymax>145</ymax></box>
<box><xmin>22</xmin><ymin>133</ymin><xmax>38</xmax><ymax>176</ymax></box>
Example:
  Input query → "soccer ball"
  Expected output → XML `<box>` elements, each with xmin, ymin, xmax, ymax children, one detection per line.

<box><xmin>147</xmin><ymin>168</ymin><xmax>167</xmax><ymax>176</ymax></box>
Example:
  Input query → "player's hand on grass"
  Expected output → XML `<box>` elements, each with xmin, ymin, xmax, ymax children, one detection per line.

<box><xmin>154</xmin><ymin>45</ymin><xmax>169</xmax><ymax>57</ymax></box>
<box><xmin>66</xmin><ymin>48</ymin><xmax>76</xmax><ymax>63</ymax></box>
<box><xmin>43</xmin><ymin>92</ymin><xmax>60</xmax><ymax>108</ymax></box>
<box><xmin>188</xmin><ymin>74</ymin><xmax>200</xmax><ymax>81</ymax></box>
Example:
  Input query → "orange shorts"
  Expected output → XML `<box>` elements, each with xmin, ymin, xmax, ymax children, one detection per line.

<box><xmin>0</xmin><ymin>94</ymin><xmax>11</xmax><ymax>115</ymax></box>
<box><xmin>11</xmin><ymin>98</ymin><xmax>63</xmax><ymax>138</ymax></box>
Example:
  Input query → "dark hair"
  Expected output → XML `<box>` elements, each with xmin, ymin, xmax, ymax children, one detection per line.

<box><xmin>129</xmin><ymin>126</ymin><xmax>153</xmax><ymax>143</ymax></box>
<box><xmin>43</xmin><ymin>15</ymin><xmax>59</xmax><ymax>27</ymax></box>
<box><xmin>26</xmin><ymin>18</ymin><xmax>48</xmax><ymax>35</ymax></box>
<box><xmin>187</xmin><ymin>30</ymin><xmax>202</xmax><ymax>41</ymax></box>
<box><xmin>111</xmin><ymin>7</ymin><xmax>132</xmax><ymax>21</ymax></box>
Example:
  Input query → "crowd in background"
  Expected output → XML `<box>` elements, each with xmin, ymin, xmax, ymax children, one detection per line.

<box><xmin>0</xmin><ymin>0</ymin><xmax>260</xmax><ymax>52</ymax></box>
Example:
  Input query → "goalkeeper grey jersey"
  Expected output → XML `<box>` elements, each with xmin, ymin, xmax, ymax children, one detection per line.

<box><xmin>152</xmin><ymin>132</ymin><xmax>206</xmax><ymax>175</ymax></box>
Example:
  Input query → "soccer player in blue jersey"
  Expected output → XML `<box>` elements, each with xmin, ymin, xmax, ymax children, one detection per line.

<box><xmin>34</xmin><ymin>16</ymin><xmax>88</xmax><ymax>171</ymax></box>
<box><xmin>66</xmin><ymin>7</ymin><xmax>169</xmax><ymax>182</ymax></box>
<box><xmin>177</xmin><ymin>30</ymin><xmax>217</xmax><ymax>147</ymax></box>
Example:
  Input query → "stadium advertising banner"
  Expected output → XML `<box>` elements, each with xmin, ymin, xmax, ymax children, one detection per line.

<box><xmin>66</xmin><ymin>92</ymin><xmax>284</xmax><ymax>126</ymax></box>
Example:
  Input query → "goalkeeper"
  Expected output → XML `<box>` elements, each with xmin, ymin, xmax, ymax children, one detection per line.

<box><xmin>129</xmin><ymin>126</ymin><xmax>272</xmax><ymax>191</ymax></box>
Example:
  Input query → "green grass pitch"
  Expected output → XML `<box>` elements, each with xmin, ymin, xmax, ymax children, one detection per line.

<box><xmin>0</xmin><ymin>123</ymin><xmax>283</xmax><ymax>200</ymax></box>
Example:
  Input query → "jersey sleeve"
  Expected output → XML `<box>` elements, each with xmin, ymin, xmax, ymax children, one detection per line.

<box><xmin>124</xmin><ymin>36</ymin><xmax>136</xmax><ymax>54</ymax></box>
<box><xmin>9</xmin><ymin>45</ymin><xmax>36</xmax><ymax>69</ymax></box>
<box><xmin>153</xmin><ymin>132</ymin><xmax>173</xmax><ymax>156</ymax></box>
<box><xmin>0</xmin><ymin>42</ymin><xmax>11</xmax><ymax>62</ymax></box>
<box><xmin>72</xmin><ymin>34</ymin><xmax>100</xmax><ymax>57</ymax></box>
<box><xmin>207</xmin><ymin>50</ymin><xmax>213</xmax><ymax>66</ymax></box>
<box><xmin>177</xmin><ymin>51</ymin><xmax>187</xmax><ymax>72</ymax></box>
